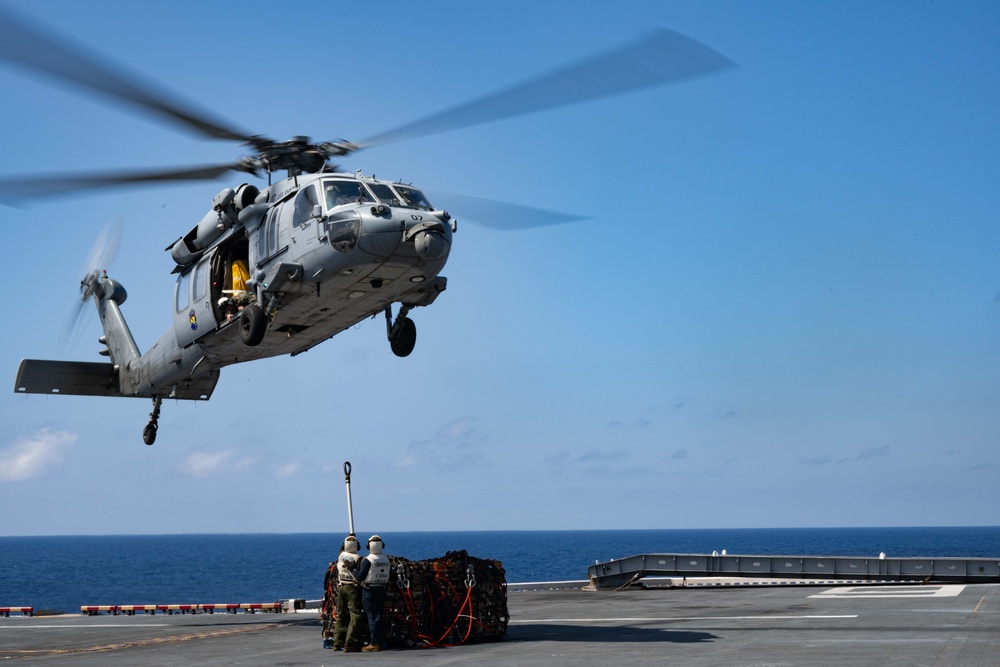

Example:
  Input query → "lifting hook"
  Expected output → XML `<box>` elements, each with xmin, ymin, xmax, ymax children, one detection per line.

<box><xmin>343</xmin><ymin>461</ymin><xmax>355</xmax><ymax>536</ymax></box>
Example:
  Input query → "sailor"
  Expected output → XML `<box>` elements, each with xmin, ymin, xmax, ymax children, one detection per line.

<box><xmin>331</xmin><ymin>535</ymin><xmax>365</xmax><ymax>652</ymax></box>
<box><xmin>217</xmin><ymin>296</ymin><xmax>238</xmax><ymax>322</ymax></box>
<box><xmin>358</xmin><ymin>535</ymin><xmax>391</xmax><ymax>652</ymax></box>
<box><xmin>231</xmin><ymin>257</ymin><xmax>249</xmax><ymax>292</ymax></box>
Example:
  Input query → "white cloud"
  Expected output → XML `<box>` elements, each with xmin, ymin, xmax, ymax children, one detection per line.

<box><xmin>235</xmin><ymin>456</ymin><xmax>257</xmax><ymax>470</ymax></box>
<box><xmin>545</xmin><ymin>450</ymin><xmax>572</xmax><ymax>465</ymax></box>
<box><xmin>855</xmin><ymin>445</ymin><xmax>891</xmax><ymax>462</ymax></box>
<box><xmin>0</xmin><ymin>429</ymin><xmax>77</xmax><ymax>482</ymax></box>
<box><xmin>180</xmin><ymin>449</ymin><xmax>236</xmax><ymax>477</ymax></box>
<box><xmin>395</xmin><ymin>417</ymin><xmax>489</xmax><ymax>469</ymax></box>
<box><xmin>436</xmin><ymin>416</ymin><xmax>479</xmax><ymax>440</ymax></box>
<box><xmin>391</xmin><ymin>454</ymin><xmax>419</xmax><ymax>469</ymax></box>
<box><xmin>578</xmin><ymin>448</ymin><xmax>628</xmax><ymax>463</ymax></box>
<box><xmin>276</xmin><ymin>462</ymin><xmax>301</xmax><ymax>478</ymax></box>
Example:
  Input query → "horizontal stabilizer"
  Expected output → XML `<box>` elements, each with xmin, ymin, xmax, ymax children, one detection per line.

<box><xmin>14</xmin><ymin>359</ymin><xmax>218</xmax><ymax>400</ymax></box>
<box><xmin>15</xmin><ymin>359</ymin><xmax>121</xmax><ymax>397</ymax></box>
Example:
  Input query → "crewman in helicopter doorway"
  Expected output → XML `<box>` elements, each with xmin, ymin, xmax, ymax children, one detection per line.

<box><xmin>358</xmin><ymin>535</ymin><xmax>391</xmax><ymax>652</ymax></box>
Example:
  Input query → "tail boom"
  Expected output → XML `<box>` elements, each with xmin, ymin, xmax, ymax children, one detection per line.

<box><xmin>14</xmin><ymin>359</ymin><xmax>218</xmax><ymax>400</ymax></box>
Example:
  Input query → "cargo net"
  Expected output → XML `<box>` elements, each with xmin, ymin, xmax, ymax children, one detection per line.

<box><xmin>322</xmin><ymin>550</ymin><xmax>509</xmax><ymax>648</ymax></box>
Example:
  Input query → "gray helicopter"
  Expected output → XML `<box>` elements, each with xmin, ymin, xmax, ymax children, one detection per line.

<box><xmin>1</xmin><ymin>7</ymin><xmax>732</xmax><ymax>444</ymax></box>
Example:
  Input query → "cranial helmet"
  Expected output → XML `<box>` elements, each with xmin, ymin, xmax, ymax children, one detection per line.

<box><xmin>367</xmin><ymin>535</ymin><xmax>384</xmax><ymax>555</ymax></box>
<box><xmin>344</xmin><ymin>535</ymin><xmax>359</xmax><ymax>554</ymax></box>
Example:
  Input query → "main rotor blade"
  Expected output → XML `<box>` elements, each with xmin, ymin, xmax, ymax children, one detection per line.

<box><xmin>428</xmin><ymin>191</ymin><xmax>589</xmax><ymax>230</ymax></box>
<box><xmin>0</xmin><ymin>163</ymin><xmax>241</xmax><ymax>204</ymax></box>
<box><xmin>0</xmin><ymin>6</ymin><xmax>255</xmax><ymax>143</ymax></box>
<box><xmin>361</xmin><ymin>28</ymin><xmax>734</xmax><ymax>149</ymax></box>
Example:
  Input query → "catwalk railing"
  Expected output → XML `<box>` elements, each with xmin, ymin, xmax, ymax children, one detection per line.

<box><xmin>587</xmin><ymin>553</ymin><xmax>1000</xmax><ymax>588</ymax></box>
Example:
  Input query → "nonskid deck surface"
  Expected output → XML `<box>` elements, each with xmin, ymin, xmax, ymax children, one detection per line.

<box><xmin>1</xmin><ymin>583</ymin><xmax>997</xmax><ymax>666</ymax></box>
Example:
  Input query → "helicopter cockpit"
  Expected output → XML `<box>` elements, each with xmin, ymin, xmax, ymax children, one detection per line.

<box><xmin>324</xmin><ymin>180</ymin><xmax>374</xmax><ymax>208</ymax></box>
<box><xmin>393</xmin><ymin>185</ymin><xmax>433</xmax><ymax>211</ymax></box>
<box><xmin>322</xmin><ymin>178</ymin><xmax>433</xmax><ymax>212</ymax></box>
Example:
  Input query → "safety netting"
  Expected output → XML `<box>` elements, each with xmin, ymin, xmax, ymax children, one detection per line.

<box><xmin>322</xmin><ymin>550</ymin><xmax>509</xmax><ymax>647</ymax></box>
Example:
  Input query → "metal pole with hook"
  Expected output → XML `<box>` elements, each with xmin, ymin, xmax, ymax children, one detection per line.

<box><xmin>343</xmin><ymin>461</ymin><xmax>355</xmax><ymax>536</ymax></box>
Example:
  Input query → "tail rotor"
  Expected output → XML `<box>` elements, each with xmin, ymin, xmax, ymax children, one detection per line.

<box><xmin>62</xmin><ymin>217</ymin><xmax>123</xmax><ymax>350</ymax></box>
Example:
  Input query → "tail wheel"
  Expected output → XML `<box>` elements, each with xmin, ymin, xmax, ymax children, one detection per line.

<box><xmin>390</xmin><ymin>317</ymin><xmax>417</xmax><ymax>357</ymax></box>
<box><xmin>239</xmin><ymin>304</ymin><xmax>267</xmax><ymax>346</ymax></box>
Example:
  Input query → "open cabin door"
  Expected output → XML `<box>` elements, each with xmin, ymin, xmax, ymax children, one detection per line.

<box><xmin>173</xmin><ymin>251</ymin><xmax>219</xmax><ymax>348</ymax></box>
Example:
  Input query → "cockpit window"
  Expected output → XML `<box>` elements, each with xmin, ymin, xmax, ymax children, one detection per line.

<box><xmin>367</xmin><ymin>182</ymin><xmax>402</xmax><ymax>206</ymax></box>
<box><xmin>323</xmin><ymin>181</ymin><xmax>374</xmax><ymax>208</ymax></box>
<box><xmin>293</xmin><ymin>183</ymin><xmax>319</xmax><ymax>226</ymax></box>
<box><xmin>176</xmin><ymin>271</ymin><xmax>190</xmax><ymax>312</ymax></box>
<box><xmin>393</xmin><ymin>185</ymin><xmax>433</xmax><ymax>211</ymax></box>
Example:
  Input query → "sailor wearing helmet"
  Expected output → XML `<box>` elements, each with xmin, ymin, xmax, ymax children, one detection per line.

<box><xmin>358</xmin><ymin>535</ymin><xmax>391</xmax><ymax>651</ymax></box>
<box><xmin>331</xmin><ymin>535</ymin><xmax>364</xmax><ymax>652</ymax></box>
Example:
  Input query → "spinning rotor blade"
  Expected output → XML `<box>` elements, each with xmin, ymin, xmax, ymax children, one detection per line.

<box><xmin>0</xmin><ymin>163</ymin><xmax>242</xmax><ymax>204</ymax></box>
<box><xmin>78</xmin><ymin>216</ymin><xmax>124</xmax><ymax>298</ymax></box>
<box><xmin>361</xmin><ymin>28</ymin><xmax>734</xmax><ymax>149</ymax></box>
<box><xmin>0</xmin><ymin>5</ymin><xmax>255</xmax><ymax>143</ymax></box>
<box><xmin>428</xmin><ymin>192</ymin><xmax>589</xmax><ymax>230</ymax></box>
<box><xmin>62</xmin><ymin>217</ymin><xmax>123</xmax><ymax>351</ymax></box>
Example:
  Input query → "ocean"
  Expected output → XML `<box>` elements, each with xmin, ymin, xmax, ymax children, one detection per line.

<box><xmin>2</xmin><ymin>527</ymin><xmax>998</xmax><ymax>613</ymax></box>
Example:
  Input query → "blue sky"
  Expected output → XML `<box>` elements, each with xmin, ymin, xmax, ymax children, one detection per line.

<box><xmin>1</xmin><ymin>0</ymin><xmax>997</xmax><ymax>536</ymax></box>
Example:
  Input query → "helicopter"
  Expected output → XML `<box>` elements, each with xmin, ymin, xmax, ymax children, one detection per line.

<box><xmin>1</xmin><ymin>7</ymin><xmax>732</xmax><ymax>445</ymax></box>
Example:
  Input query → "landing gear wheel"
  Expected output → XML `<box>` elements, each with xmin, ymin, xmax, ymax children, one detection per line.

<box><xmin>390</xmin><ymin>317</ymin><xmax>417</xmax><ymax>357</ymax></box>
<box><xmin>143</xmin><ymin>395</ymin><xmax>162</xmax><ymax>446</ymax></box>
<box><xmin>239</xmin><ymin>303</ymin><xmax>266</xmax><ymax>346</ymax></box>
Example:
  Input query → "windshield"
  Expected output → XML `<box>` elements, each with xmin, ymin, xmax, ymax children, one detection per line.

<box><xmin>366</xmin><ymin>182</ymin><xmax>403</xmax><ymax>206</ymax></box>
<box><xmin>323</xmin><ymin>180</ymin><xmax>374</xmax><ymax>208</ymax></box>
<box><xmin>393</xmin><ymin>185</ymin><xmax>433</xmax><ymax>211</ymax></box>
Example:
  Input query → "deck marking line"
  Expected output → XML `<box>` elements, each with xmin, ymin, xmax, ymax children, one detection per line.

<box><xmin>0</xmin><ymin>622</ymin><xmax>287</xmax><ymax>658</ymax></box>
<box><xmin>810</xmin><ymin>585</ymin><xmax>965</xmax><ymax>599</ymax></box>
<box><xmin>510</xmin><ymin>614</ymin><xmax>858</xmax><ymax>623</ymax></box>
<box><xmin>0</xmin><ymin>624</ymin><xmax>172</xmax><ymax>630</ymax></box>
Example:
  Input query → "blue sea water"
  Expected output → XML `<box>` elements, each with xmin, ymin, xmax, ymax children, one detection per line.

<box><xmin>1</xmin><ymin>527</ymin><xmax>998</xmax><ymax>613</ymax></box>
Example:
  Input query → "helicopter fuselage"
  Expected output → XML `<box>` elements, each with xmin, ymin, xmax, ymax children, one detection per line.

<box><xmin>147</xmin><ymin>171</ymin><xmax>452</xmax><ymax>392</ymax></box>
<box><xmin>16</xmin><ymin>171</ymin><xmax>452</xmax><ymax>418</ymax></box>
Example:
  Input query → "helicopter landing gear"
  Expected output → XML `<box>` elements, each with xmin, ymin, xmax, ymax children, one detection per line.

<box><xmin>391</xmin><ymin>318</ymin><xmax>417</xmax><ymax>357</ymax></box>
<box><xmin>143</xmin><ymin>396</ymin><xmax>162</xmax><ymax>446</ymax></box>
<box><xmin>385</xmin><ymin>304</ymin><xmax>417</xmax><ymax>357</ymax></box>
<box><xmin>239</xmin><ymin>303</ymin><xmax>267</xmax><ymax>346</ymax></box>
